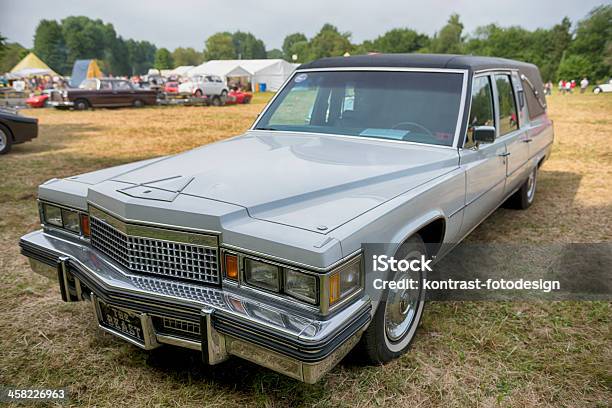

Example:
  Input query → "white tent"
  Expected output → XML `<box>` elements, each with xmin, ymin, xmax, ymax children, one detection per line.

<box><xmin>170</xmin><ymin>65</ymin><xmax>195</xmax><ymax>77</ymax></box>
<box><xmin>189</xmin><ymin>61</ymin><xmax>252</xmax><ymax>80</ymax></box>
<box><xmin>189</xmin><ymin>59</ymin><xmax>299</xmax><ymax>91</ymax></box>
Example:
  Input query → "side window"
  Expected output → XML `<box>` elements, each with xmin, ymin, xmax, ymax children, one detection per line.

<box><xmin>465</xmin><ymin>76</ymin><xmax>494</xmax><ymax>148</ymax></box>
<box><xmin>99</xmin><ymin>80</ymin><xmax>112</xmax><ymax>90</ymax></box>
<box><xmin>494</xmin><ymin>74</ymin><xmax>519</xmax><ymax>136</ymax></box>
<box><xmin>113</xmin><ymin>81</ymin><xmax>132</xmax><ymax>91</ymax></box>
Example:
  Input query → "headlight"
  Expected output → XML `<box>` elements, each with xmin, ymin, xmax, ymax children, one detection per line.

<box><xmin>61</xmin><ymin>208</ymin><xmax>80</xmax><ymax>233</ymax></box>
<box><xmin>329</xmin><ymin>258</ymin><xmax>361</xmax><ymax>305</ymax></box>
<box><xmin>244</xmin><ymin>258</ymin><xmax>280</xmax><ymax>292</ymax></box>
<box><xmin>41</xmin><ymin>202</ymin><xmax>88</xmax><ymax>236</ymax></box>
<box><xmin>42</xmin><ymin>203</ymin><xmax>62</xmax><ymax>227</ymax></box>
<box><xmin>284</xmin><ymin>269</ymin><xmax>318</xmax><ymax>304</ymax></box>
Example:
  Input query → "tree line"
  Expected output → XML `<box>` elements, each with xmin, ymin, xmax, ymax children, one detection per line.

<box><xmin>0</xmin><ymin>5</ymin><xmax>610</xmax><ymax>81</ymax></box>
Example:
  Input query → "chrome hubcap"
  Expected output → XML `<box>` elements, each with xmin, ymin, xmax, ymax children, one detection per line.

<box><xmin>526</xmin><ymin>169</ymin><xmax>536</xmax><ymax>202</ymax></box>
<box><xmin>384</xmin><ymin>251</ymin><xmax>422</xmax><ymax>342</ymax></box>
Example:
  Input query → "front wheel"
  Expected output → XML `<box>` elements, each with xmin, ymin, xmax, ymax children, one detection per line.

<box><xmin>211</xmin><ymin>96</ymin><xmax>222</xmax><ymax>106</ymax></box>
<box><xmin>357</xmin><ymin>235</ymin><xmax>427</xmax><ymax>363</ymax></box>
<box><xmin>74</xmin><ymin>99</ymin><xmax>89</xmax><ymax>110</ymax></box>
<box><xmin>593</xmin><ymin>87</ymin><xmax>602</xmax><ymax>94</ymax></box>
<box><xmin>133</xmin><ymin>99</ymin><xmax>144</xmax><ymax>108</ymax></box>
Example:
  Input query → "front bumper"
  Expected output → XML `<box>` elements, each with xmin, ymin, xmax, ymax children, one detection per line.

<box><xmin>48</xmin><ymin>100</ymin><xmax>74</xmax><ymax>108</ymax></box>
<box><xmin>20</xmin><ymin>229</ymin><xmax>370</xmax><ymax>383</ymax></box>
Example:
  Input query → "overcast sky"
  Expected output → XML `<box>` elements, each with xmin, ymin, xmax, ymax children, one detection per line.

<box><xmin>1</xmin><ymin>0</ymin><xmax>605</xmax><ymax>50</ymax></box>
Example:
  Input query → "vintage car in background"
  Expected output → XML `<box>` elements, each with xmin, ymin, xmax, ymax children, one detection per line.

<box><xmin>20</xmin><ymin>54</ymin><xmax>553</xmax><ymax>382</ymax></box>
<box><xmin>593</xmin><ymin>79</ymin><xmax>612</xmax><ymax>94</ymax></box>
<box><xmin>178</xmin><ymin>74</ymin><xmax>228</xmax><ymax>106</ymax></box>
<box><xmin>225</xmin><ymin>88</ymin><xmax>253</xmax><ymax>105</ymax></box>
<box><xmin>26</xmin><ymin>92</ymin><xmax>50</xmax><ymax>108</ymax></box>
<box><xmin>50</xmin><ymin>78</ymin><xmax>158</xmax><ymax>110</ymax></box>
<box><xmin>0</xmin><ymin>107</ymin><xmax>38</xmax><ymax>154</ymax></box>
<box><xmin>163</xmin><ymin>81</ymin><xmax>179</xmax><ymax>94</ymax></box>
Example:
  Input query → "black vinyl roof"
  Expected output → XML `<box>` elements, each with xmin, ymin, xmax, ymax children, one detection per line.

<box><xmin>299</xmin><ymin>53</ymin><xmax>547</xmax><ymax>118</ymax></box>
<box><xmin>298</xmin><ymin>53</ymin><xmax>537</xmax><ymax>72</ymax></box>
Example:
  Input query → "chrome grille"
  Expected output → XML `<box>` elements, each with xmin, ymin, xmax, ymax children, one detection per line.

<box><xmin>128</xmin><ymin>275</ymin><xmax>226</xmax><ymax>307</ymax></box>
<box><xmin>90</xmin><ymin>214</ymin><xmax>219</xmax><ymax>284</ymax></box>
<box><xmin>162</xmin><ymin>317</ymin><xmax>200</xmax><ymax>336</ymax></box>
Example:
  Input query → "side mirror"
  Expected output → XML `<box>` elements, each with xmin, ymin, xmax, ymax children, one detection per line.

<box><xmin>473</xmin><ymin>126</ymin><xmax>496</xmax><ymax>144</ymax></box>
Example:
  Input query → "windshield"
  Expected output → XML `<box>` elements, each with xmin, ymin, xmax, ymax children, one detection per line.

<box><xmin>255</xmin><ymin>71</ymin><xmax>464</xmax><ymax>146</ymax></box>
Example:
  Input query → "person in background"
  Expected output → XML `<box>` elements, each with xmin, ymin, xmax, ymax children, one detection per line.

<box><xmin>565</xmin><ymin>80</ymin><xmax>572</xmax><ymax>94</ymax></box>
<box><xmin>544</xmin><ymin>81</ymin><xmax>552</xmax><ymax>95</ymax></box>
<box><xmin>559</xmin><ymin>80</ymin><xmax>565</xmax><ymax>94</ymax></box>
<box><xmin>570</xmin><ymin>80</ymin><xmax>576</xmax><ymax>92</ymax></box>
<box><xmin>580</xmin><ymin>77</ymin><xmax>589</xmax><ymax>93</ymax></box>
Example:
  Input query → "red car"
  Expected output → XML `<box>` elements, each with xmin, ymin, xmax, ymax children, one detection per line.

<box><xmin>225</xmin><ymin>88</ymin><xmax>252</xmax><ymax>105</ymax></box>
<box><xmin>164</xmin><ymin>81</ymin><xmax>179</xmax><ymax>94</ymax></box>
<box><xmin>26</xmin><ymin>92</ymin><xmax>50</xmax><ymax>108</ymax></box>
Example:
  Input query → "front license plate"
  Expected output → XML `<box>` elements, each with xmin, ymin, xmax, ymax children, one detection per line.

<box><xmin>97</xmin><ymin>300</ymin><xmax>145</xmax><ymax>343</ymax></box>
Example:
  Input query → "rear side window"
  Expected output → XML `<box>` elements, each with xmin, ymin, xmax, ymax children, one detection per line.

<box><xmin>465</xmin><ymin>76</ymin><xmax>494</xmax><ymax>148</ymax></box>
<box><xmin>494</xmin><ymin>74</ymin><xmax>519</xmax><ymax>136</ymax></box>
<box><xmin>113</xmin><ymin>81</ymin><xmax>132</xmax><ymax>91</ymax></box>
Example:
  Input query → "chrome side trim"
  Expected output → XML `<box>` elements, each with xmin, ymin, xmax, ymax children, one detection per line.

<box><xmin>156</xmin><ymin>334</ymin><xmax>202</xmax><ymax>351</ymax></box>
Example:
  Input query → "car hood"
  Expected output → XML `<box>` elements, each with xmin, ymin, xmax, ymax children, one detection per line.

<box><xmin>93</xmin><ymin>131</ymin><xmax>459</xmax><ymax>233</ymax></box>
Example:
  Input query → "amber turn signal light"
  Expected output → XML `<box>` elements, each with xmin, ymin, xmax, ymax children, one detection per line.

<box><xmin>225</xmin><ymin>254</ymin><xmax>238</xmax><ymax>280</ymax></box>
<box><xmin>329</xmin><ymin>273</ymin><xmax>340</xmax><ymax>304</ymax></box>
<box><xmin>80</xmin><ymin>214</ymin><xmax>91</xmax><ymax>237</ymax></box>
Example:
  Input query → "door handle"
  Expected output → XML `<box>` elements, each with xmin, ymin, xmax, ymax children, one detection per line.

<box><xmin>523</xmin><ymin>138</ymin><xmax>533</xmax><ymax>143</ymax></box>
<box><xmin>498</xmin><ymin>152</ymin><xmax>511</xmax><ymax>157</ymax></box>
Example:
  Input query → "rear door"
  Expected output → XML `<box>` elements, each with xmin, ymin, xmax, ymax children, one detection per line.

<box><xmin>459</xmin><ymin>74</ymin><xmax>508</xmax><ymax>237</ymax></box>
<box><xmin>492</xmin><ymin>73</ymin><xmax>531</xmax><ymax>194</ymax></box>
<box><xmin>112</xmin><ymin>80</ymin><xmax>136</xmax><ymax>106</ymax></box>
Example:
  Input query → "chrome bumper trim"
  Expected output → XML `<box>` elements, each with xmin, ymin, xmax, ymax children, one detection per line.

<box><xmin>20</xmin><ymin>229</ymin><xmax>371</xmax><ymax>382</ymax></box>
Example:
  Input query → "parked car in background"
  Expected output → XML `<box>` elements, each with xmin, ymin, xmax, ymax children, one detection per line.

<box><xmin>26</xmin><ymin>92</ymin><xmax>50</xmax><ymax>108</ymax></box>
<box><xmin>19</xmin><ymin>54</ymin><xmax>553</xmax><ymax>383</ymax></box>
<box><xmin>225</xmin><ymin>87</ymin><xmax>252</xmax><ymax>105</ymax></box>
<box><xmin>178</xmin><ymin>74</ymin><xmax>228</xmax><ymax>106</ymax></box>
<box><xmin>51</xmin><ymin>78</ymin><xmax>158</xmax><ymax>110</ymax></box>
<box><xmin>593</xmin><ymin>79</ymin><xmax>612</xmax><ymax>94</ymax></box>
<box><xmin>164</xmin><ymin>81</ymin><xmax>179</xmax><ymax>94</ymax></box>
<box><xmin>0</xmin><ymin>107</ymin><xmax>38</xmax><ymax>154</ymax></box>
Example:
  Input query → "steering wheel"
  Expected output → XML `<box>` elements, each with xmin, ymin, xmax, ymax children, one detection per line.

<box><xmin>391</xmin><ymin>121</ymin><xmax>434</xmax><ymax>139</ymax></box>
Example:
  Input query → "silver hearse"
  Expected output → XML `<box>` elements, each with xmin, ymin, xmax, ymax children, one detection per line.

<box><xmin>20</xmin><ymin>54</ymin><xmax>553</xmax><ymax>383</ymax></box>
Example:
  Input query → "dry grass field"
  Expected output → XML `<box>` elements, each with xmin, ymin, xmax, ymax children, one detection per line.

<box><xmin>0</xmin><ymin>91</ymin><xmax>610</xmax><ymax>407</ymax></box>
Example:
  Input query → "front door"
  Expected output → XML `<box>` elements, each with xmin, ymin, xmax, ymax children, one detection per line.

<box><xmin>459</xmin><ymin>74</ymin><xmax>507</xmax><ymax>237</ymax></box>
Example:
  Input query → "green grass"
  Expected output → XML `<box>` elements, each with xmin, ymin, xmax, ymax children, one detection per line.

<box><xmin>0</xmin><ymin>92</ymin><xmax>610</xmax><ymax>407</ymax></box>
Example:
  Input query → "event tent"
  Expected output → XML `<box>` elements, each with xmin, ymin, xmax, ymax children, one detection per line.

<box><xmin>169</xmin><ymin>65</ymin><xmax>196</xmax><ymax>77</ymax></box>
<box><xmin>189</xmin><ymin>59</ymin><xmax>299</xmax><ymax>91</ymax></box>
<box><xmin>69</xmin><ymin>59</ymin><xmax>103</xmax><ymax>87</ymax></box>
<box><xmin>10</xmin><ymin>52</ymin><xmax>58</xmax><ymax>77</ymax></box>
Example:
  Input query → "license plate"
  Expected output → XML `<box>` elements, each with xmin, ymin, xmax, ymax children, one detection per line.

<box><xmin>97</xmin><ymin>300</ymin><xmax>145</xmax><ymax>343</ymax></box>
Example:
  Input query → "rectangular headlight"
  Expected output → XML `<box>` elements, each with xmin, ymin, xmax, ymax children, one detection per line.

<box><xmin>329</xmin><ymin>258</ymin><xmax>361</xmax><ymax>305</ymax></box>
<box><xmin>244</xmin><ymin>258</ymin><xmax>280</xmax><ymax>292</ymax></box>
<box><xmin>43</xmin><ymin>203</ymin><xmax>62</xmax><ymax>227</ymax></box>
<box><xmin>284</xmin><ymin>269</ymin><xmax>318</xmax><ymax>304</ymax></box>
<box><xmin>61</xmin><ymin>208</ymin><xmax>80</xmax><ymax>233</ymax></box>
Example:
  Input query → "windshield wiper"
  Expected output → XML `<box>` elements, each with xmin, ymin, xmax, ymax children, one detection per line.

<box><xmin>255</xmin><ymin>126</ymin><xmax>279</xmax><ymax>131</ymax></box>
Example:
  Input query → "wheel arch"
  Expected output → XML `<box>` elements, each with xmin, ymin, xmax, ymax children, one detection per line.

<box><xmin>388</xmin><ymin>211</ymin><xmax>447</xmax><ymax>258</ymax></box>
<box><xmin>0</xmin><ymin>121</ymin><xmax>15</xmax><ymax>141</ymax></box>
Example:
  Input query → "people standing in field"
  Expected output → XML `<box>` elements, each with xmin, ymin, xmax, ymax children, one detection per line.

<box><xmin>558</xmin><ymin>80</ymin><xmax>565</xmax><ymax>94</ymax></box>
<box><xmin>580</xmin><ymin>77</ymin><xmax>589</xmax><ymax>93</ymax></box>
<box><xmin>565</xmin><ymin>80</ymin><xmax>572</xmax><ymax>93</ymax></box>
